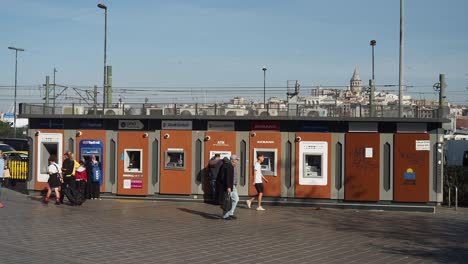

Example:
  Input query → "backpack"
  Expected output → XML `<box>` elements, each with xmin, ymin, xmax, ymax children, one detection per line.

<box><xmin>91</xmin><ymin>163</ymin><xmax>101</xmax><ymax>183</ymax></box>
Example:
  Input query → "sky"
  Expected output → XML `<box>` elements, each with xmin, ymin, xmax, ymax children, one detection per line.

<box><xmin>0</xmin><ymin>0</ymin><xmax>467</xmax><ymax>112</ymax></box>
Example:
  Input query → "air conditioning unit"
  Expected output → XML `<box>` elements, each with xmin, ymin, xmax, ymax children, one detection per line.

<box><xmin>177</xmin><ymin>108</ymin><xmax>196</xmax><ymax>116</ymax></box>
<box><xmin>62</xmin><ymin>105</ymin><xmax>85</xmax><ymax>115</ymax></box>
<box><xmin>257</xmin><ymin>108</ymin><xmax>278</xmax><ymax>116</ymax></box>
<box><xmin>104</xmin><ymin>108</ymin><xmax>124</xmax><ymax>115</ymax></box>
<box><xmin>303</xmin><ymin>108</ymin><xmax>327</xmax><ymax>117</ymax></box>
<box><xmin>224</xmin><ymin>108</ymin><xmax>248</xmax><ymax>116</ymax></box>
<box><xmin>146</xmin><ymin>108</ymin><xmax>164</xmax><ymax>116</ymax></box>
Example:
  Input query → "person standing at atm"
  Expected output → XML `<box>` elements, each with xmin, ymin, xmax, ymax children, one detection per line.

<box><xmin>86</xmin><ymin>155</ymin><xmax>102</xmax><ymax>200</ymax></box>
<box><xmin>208</xmin><ymin>153</ymin><xmax>223</xmax><ymax>204</ymax></box>
<box><xmin>246</xmin><ymin>154</ymin><xmax>269</xmax><ymax>211</ymax></box>
<box><xmin>60</xmin><ymin>151</ymin><xmax>76</xmax><ymax>203</ymax></box>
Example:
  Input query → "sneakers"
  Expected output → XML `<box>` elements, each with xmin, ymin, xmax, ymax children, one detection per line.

<box><xmin>256</xmin><ymin>206</ymin><xmax>265</xmax><ymax>211</ymax></box>
<box><xmin>246</xmin><ymin>200</ymin><xmax>251</xmax><ymax>209</ymax></box>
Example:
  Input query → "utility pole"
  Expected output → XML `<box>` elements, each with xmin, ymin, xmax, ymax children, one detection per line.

<box><xmin>398</xmin><ymin>0</ymin><xmax>405</xmax><ymax>117</ymax></box>
<box><xmin>369</xmin><ymin>79</ymin><xmax>375</xmax><ymax>117</ymax></box>
<box><xmin>53</xmin><ymin>67</ymin><xmax>57</xmax><ymax>114</ymax></box>
<box><xmin>45</xmin><ymin>76</ymin><xmax>50</xmax><ymax>107</ymax></box>
<box><xmin>93</xmin><ymin>85</ymin><xmax>98</xmax><ymax>113</ymax></box>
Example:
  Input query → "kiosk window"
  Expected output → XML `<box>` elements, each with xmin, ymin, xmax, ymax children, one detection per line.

<box><xmin>124</xmin><ymin>149</ymin><xmax>142</xmax><ymax>172</ymax></box>
<box><xmin>303</xmin><ymin>154</ymin><xmax>323</xmax><ymax>178</ymax></box>
<box><xmin>254</xmin><ymin>148</ymin><xmax>277</xmax><ymax>176</ymax></box>
<box><xmin>165</xmin><ymin>150</ymin><xmax>185</xmax><ymax>170</ymax></box>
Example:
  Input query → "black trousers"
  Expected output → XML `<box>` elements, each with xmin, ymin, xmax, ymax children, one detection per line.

<box><xmin>60</xmin><ymin>176</ymin><xmax>76</xmax><ymax>202</ymax></box>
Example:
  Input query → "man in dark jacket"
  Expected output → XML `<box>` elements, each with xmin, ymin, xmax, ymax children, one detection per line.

<box><xmin>220</xmin><ymin>155</ymin><xmax>240</xmax><ymax>220</ymax></box>
<box><xmin>60</xmin><ymin>151</ymin><xmax>76</xmax><ymax>204</ymax></box>
<box><xmin>208</xmin><ymin>154</ymin><xmax>222</xmax><ymax>203</ymax></box>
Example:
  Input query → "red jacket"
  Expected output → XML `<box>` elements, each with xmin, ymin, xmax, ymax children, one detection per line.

<box><xmin>75</xmin><ymin>167</ymin><xmax>87</xmax><ymax>182</ymax></box>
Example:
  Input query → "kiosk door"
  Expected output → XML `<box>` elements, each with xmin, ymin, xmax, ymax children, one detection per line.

<box><xmin>394</xmin><ymin>133</ymin><xmax>430</xmax><ymax>202</ymax></box>
<box><xmin>249</xmin><ymin>132</ymin><xmax>282</xmax><ymax>197</ymax></box>
<box><xmin>160</xmin><ymin>130</ymin><xmax>192</xmax><ymax>195</ymax></box>
<box><xmin>204</xmin><ymin>131</ymin><xmax>236</xmax><ymax>195</ymax></box>
<box><xmin>295</xmin><ymin>133</ymin><xmax>332</xmax><ymax>199</ymax></box>
<box><xmin>117</xmin><ymin>132</ymin><xmax>149</xmax><ymax>195</ymax></box>
<box><xmin>345</xmin><ymin>133</ymin><xmax>380</xmax><ymax>201</ymax></box>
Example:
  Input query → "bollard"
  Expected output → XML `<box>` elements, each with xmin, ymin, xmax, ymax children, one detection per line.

<box><xmin>448</xmin><ymin>188</ymin><xmax>451</xmax><ymax>208</ymax></box>
<box><xmin>455</xmin><ymin>186</ymin><xmax>458</xmax><ymax>211</ymax></box>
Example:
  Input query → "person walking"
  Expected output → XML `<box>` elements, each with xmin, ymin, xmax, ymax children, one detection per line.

<box><xmin>220</xmin><ymin>155</ymin><xmax>240</xmax><ymax>220</ymax></box>
<box><xmin>44</xmin><ymin>155</ymin><xmax>62</xmax><ymax>205</ymax></box>
<box><xmin>0</xmin><ymin>150</ymin><xmax>5</xmax><ymax>208</ymax></box>
<box><xmin>208</xmin><ymin>153</ymin><xmax>222</xmax><ymax>203</ymax></box>
<box><xmin>246</xmin><ymin>154</ymin><xmax>269</xmax><ymax>211</ymax></box>
<box><xmin>60</xmin><ymin>151</ymin><xmax>76</xmax><ymax>203</ymax></box>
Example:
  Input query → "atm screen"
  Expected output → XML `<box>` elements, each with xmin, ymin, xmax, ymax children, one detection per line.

<box><xmin>40</xmin><ymin>143</ymin><xmax>58</xmax><ymax>174</ymax></box>
<box><xmin>165</xmin><ymin>150</ymin><xmax>185</xmax><ymax>170</ymax></box>
<box><xmin>304</xmin><ymin>154</ymin><xmax>322</xmax><ymax>178</ymax></box>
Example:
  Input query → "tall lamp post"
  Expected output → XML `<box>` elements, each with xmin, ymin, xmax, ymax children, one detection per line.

<box><xmin>97</xmin><ymin>3</ymin><xmax>108</xmax><ymax>110</ymax></box>
<box><xmin>369</xmin><ymin>40</ymin><xmax>376</xmax><ymax>117</ymax></box>
<box><xmin>8</xmin><ymin>46</ymin><xmax>25</xmax><ymax>137</ymax></box>
<box><xmin>262</xmin><ymin>66</ymin><xmax>267</xmax><ymax>107</ymax></box>
<box><xmin>370</xmin><ymin>40</ymin><xmax>376</xmax><ymax>80</ymax></box>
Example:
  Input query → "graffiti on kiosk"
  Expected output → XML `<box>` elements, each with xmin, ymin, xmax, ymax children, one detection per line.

<box><xmin>352</xmin><ymin>146</ymin><xmax>378</xmax><ymax>170</ymax></box>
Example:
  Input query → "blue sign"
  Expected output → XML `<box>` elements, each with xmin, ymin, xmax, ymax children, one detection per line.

<box><xmin>79</xmin><ymin>119</ymin><xmax>104</xmax><ymax>129</ymax></box>
<box><xmin>300</xmin><ymin>122</ymin><xmax>328</xmax><ymax>132</ymax></box>
<box><xmin>3</xmin><ymin>113</ymin><xmax>14</xmax><ymax>119</ymax></box>
<box><xmin>37</xmin><ymin>119</ymin><xmax>64</xmax><ymax>129</ymax></box>
<box><xmin>79</xmin><ymin>139</ymin><xmax>103</xmax><ymax>163</ymax></box>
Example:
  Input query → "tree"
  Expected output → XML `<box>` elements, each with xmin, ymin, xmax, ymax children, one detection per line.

<box><xmin>0</xmin><ymin>120</ymin><xmax>14</xmax><ymax>137</ymax></box>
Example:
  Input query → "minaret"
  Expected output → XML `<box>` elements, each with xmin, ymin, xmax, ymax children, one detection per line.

<box><xmin>350</xmin><ymin>66</ymin><xmax>362</xmax><ymax>94</ymax></box>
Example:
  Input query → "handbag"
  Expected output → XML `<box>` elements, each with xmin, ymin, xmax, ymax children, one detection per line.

<box><xmin>3</xmin><ymin>168</ymin><xmax>11</xmax><ymax>178</ymax></box>
<box><xmin>221</xmin><ymin>191</ymin><xmax>232</xmax><ymax>211</ymax></box>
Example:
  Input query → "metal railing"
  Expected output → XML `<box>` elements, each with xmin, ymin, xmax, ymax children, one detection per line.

<box><xmin>19</xmin><ymin>102</ymin><xmax>442</xmax><ymax>119</ymax></box>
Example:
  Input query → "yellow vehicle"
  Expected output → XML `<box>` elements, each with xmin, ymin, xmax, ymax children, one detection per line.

<box><xmin>3</xmin><ymin>151</ymin><xmax>29</xmax><ymax>180</ymax></box>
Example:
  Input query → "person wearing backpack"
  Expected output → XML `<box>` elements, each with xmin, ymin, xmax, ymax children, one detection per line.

<box><xmin>44</xmin><ymin>155</ymin><xmax>62</xmax><ymax>205</ymax></box>
<box><xmin>86</xmin><ymin>155</ymin><xmax>102</xmax><ymax>200</ymax></box>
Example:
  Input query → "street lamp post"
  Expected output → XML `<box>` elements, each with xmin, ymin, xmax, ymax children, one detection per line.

<box><xmin>369</xmin><ymin>40</ymin><xmax>376</xmax><ymax>117</ymax></box>
<box><xmin>98</xmin><ymin>3</ymin><xmax>108</xmax><ymax>110</ymax></box>
<box><xmin>8</xmin><ymin>46</ymin><xmax>25</xmax><ymax>137</ymax></box>
<box><xmin>370</xmin><ymin>40</ymin><xmax>376</xmax><ymax>80</ymax></box>
<box><xmin>262</xmin><ymin>66</ymin><xmax>267</xmax><ymax>107</ymax></box>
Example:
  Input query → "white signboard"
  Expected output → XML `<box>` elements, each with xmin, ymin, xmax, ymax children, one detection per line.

<box><xmin>207</xmin><ymin>121</ymin><xmax>234</xmax><ymax>131</ymax></box>
<box><xmin>298</xmin><ymin>141</ymin><xmax>328</xmax><ymax>186</ymax></box>
<box><xmin>162</xmin><ymin>120</ymin><xmax>192</xmax><ymax>130</ymax></box>
<box><xmin>209</xmin><ymin>151</ymin><xmax>232</xmax><ymax>159</ymax></box>
<box><xmin>123</xmin><ymin>179</ymin><xmax>131</xmax><ymax>189</ymax></box>
<box><xmin>119</xmin><ymin>120</ymin><xmax>144</xmax><ymax>130</ymax></box>
<box><xmin>365</xmin><ymin>148</ymin><xmax>373</xmax><ymax>158</ymax></box>
<box><xmin>416</xmin><ymin>140</ymin><xmax>430</xmax><ymax>151</ymax></box>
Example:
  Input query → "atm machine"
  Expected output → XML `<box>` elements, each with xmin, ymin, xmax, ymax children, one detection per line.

<box><xmin>79</xmin><ymin>140</ymin><xmax>103</xmax><ymax>163</ymax></box>
<box><xmin>298</xmin><ymin>141</ymin><xmax>328</xmax><ymax>186</ymax></box>
<box><xmin>37</xmin><ymin>133</ymin><xmax>63</xmax><ymax>183</ymax></box>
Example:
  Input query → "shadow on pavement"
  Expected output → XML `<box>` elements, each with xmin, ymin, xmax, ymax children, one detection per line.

<box><xmin>178</xmin><ymin>207</ymin><xmax>222</xmax><ymax>220</ymax></box>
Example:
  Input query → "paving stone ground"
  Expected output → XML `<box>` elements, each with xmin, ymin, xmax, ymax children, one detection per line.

<box><xmin>0</xmin><ymin>188</ymin><xmax>467</xmax><ymax>264</ymax></box>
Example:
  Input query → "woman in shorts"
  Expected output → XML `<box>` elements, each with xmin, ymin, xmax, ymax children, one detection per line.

<box><xmin>45</xmin><ymin>155</ymin><xmax>62</xmax><ymax>205</ymax></box>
